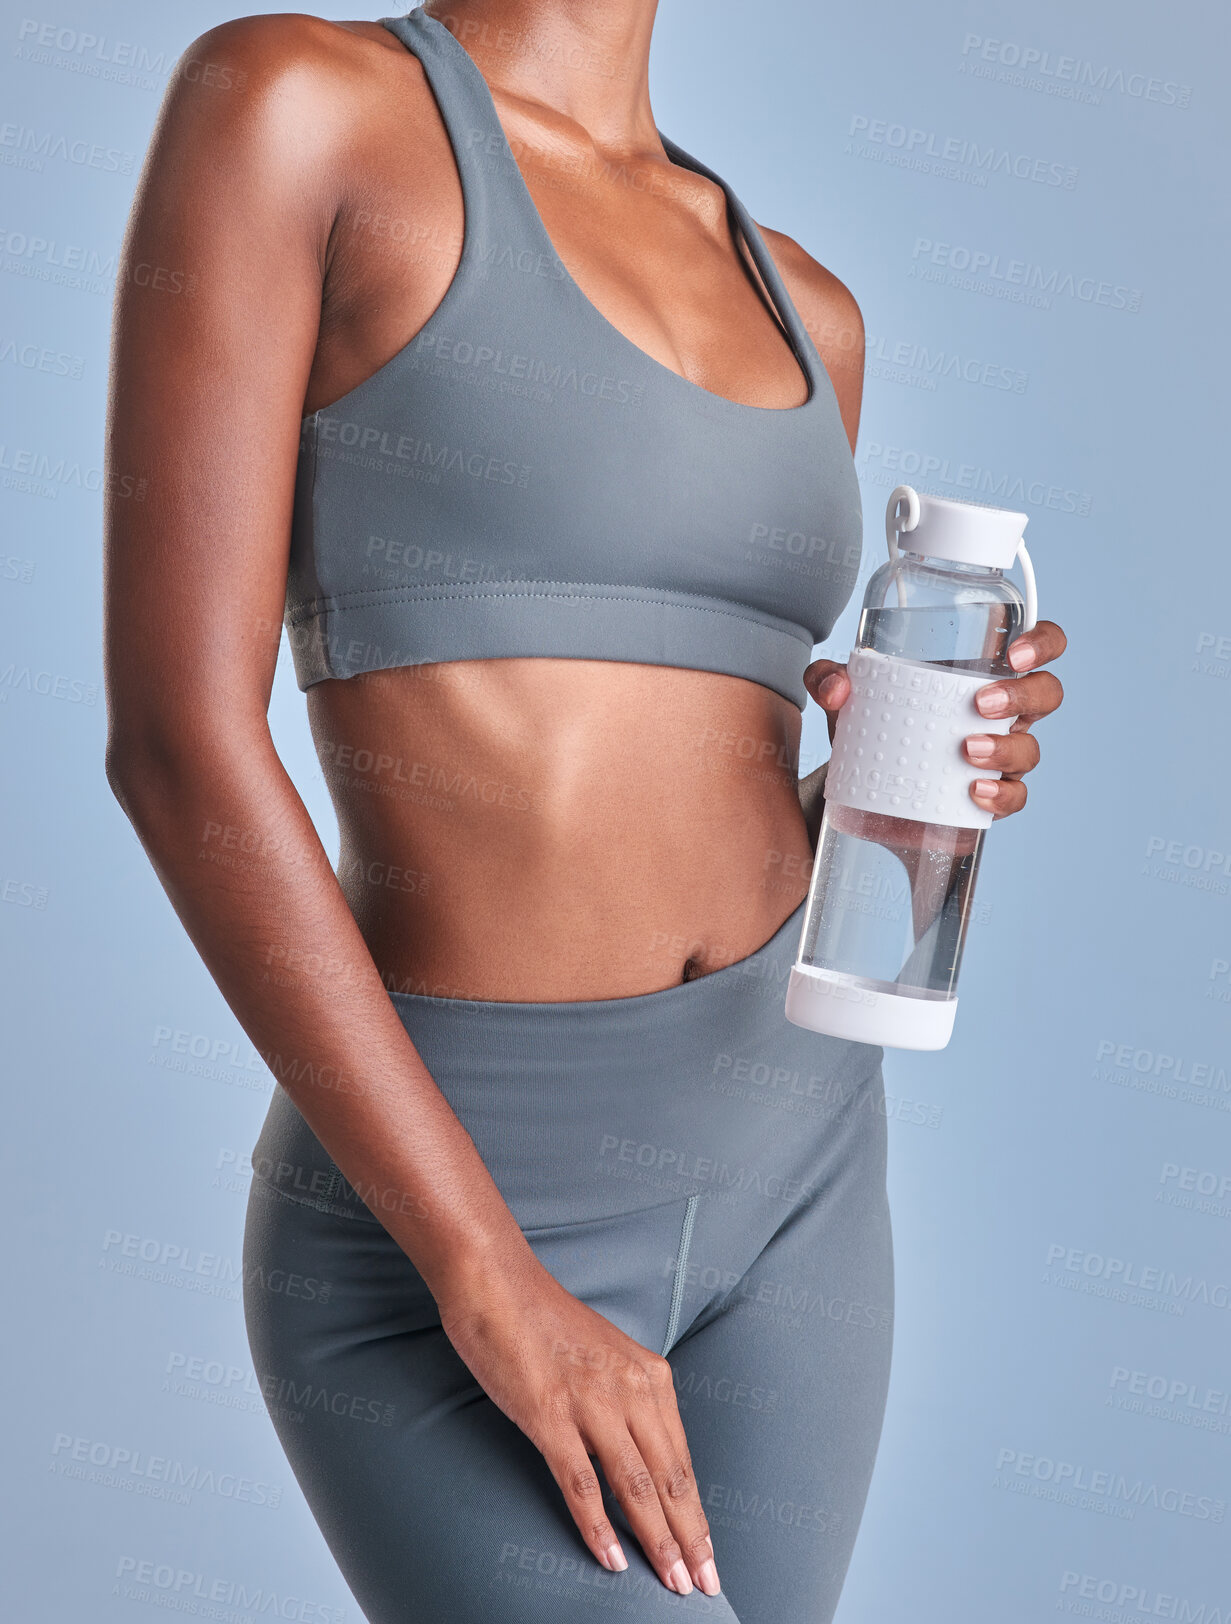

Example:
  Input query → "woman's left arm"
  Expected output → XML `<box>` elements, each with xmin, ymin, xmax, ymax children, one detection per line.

<box><xmin>759</xmin><ymin>223</ymin><xmax>1068</xmax><ymax>835</ymax></box>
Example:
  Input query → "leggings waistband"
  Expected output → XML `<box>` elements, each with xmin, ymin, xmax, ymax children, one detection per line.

<box><xmin>251</xmin><ymin>901</ymin><xmax>882</xmax><ymax>1229</ymax></box>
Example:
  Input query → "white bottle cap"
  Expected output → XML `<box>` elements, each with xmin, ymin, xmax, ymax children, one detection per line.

<box><xmin>886</xmin><ymin>485</ymin><xmax>1037</xmax><ymax>632</ymax></box>
<box><xmin>889</xmin><ymin>486</ymin><xmax>1026</xmax><ymax>568</ymax></box>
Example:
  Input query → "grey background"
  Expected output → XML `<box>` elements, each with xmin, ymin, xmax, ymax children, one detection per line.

<box><xmin>2</xmin><ymin>0</ymin><xmax>1227</xmax><ymax>1617</ymax></box>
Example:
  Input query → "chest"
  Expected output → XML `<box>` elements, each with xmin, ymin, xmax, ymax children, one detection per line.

<box><xmin>310</xmin><ymin>87</ymin><xmax>810</xmax><ymax>418</ymax></box>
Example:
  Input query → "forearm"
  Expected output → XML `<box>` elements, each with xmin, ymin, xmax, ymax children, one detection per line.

<box><xmin>107</xmin><ymin>728</ymin><xmax>532</xmax><ymax>1311</ymax></box>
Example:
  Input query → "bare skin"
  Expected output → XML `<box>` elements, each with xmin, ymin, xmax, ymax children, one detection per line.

<box><xmin>104</xmin><ymin>0</ymin><xmax>1066</xmax><ymax>1598</ymax></box>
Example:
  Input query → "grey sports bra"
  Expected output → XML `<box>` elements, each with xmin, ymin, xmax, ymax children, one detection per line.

<box><xmin>283</xmin><ymin>6</ymin><xmax>863</xmax><ymax>709</ymax></box>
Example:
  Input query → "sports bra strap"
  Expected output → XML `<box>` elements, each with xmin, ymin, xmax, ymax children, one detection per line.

<box><xmin>656</xmin><ymin>131</ymin><xmax>821</xmax><ymax>398</ymax></box>
<box><xmin>381</xmin><ymin>9</ymin><xmax>569</xmax><ymax>272</ymax></box>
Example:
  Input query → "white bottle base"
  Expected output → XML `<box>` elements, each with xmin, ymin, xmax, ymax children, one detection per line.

<box><xmin>785</xmin><ymin>965</ymin><xmax>958</xmax><ymax>1051</ymax></box>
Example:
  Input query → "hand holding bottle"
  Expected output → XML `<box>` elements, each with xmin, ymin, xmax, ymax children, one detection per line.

<box><xmin>804</xmin><ymin>619</ymin><xmax>1066</xmax><ymax>820</ymax></box>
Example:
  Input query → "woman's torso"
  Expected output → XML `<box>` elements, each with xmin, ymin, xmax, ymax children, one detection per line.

<box><xmin>294</xmin><ymin>12</ymin><xmax>860</xmax><ymax>999</ymax></box>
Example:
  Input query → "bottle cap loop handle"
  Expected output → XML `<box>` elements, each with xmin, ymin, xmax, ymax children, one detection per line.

<box><xmin>885</xmin><ymin>484</ymin><xmax>920</xmax><ymax>568</ymax></box>
<box><xmin>1015</xmin><ymin>539</ymin><xmax>1038</xmax><ymax>635</ymax></box>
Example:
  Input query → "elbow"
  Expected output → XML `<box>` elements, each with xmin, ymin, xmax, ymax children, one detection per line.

<box><xmin>104</xmin><ymin>709</ymin><xmax>204</xmax><ymax>823</ymax></box>
<box><xmin>104</xmin><ymin>735</ymin><xmax>134</xmax><ymax>799</ymax></box>
<box><xmin>105</xmin><ymin>714</ymin><xmax>276</xmax><ymax>827</ymax></box>
<box><xmin>105</xmin><ymin>732</ymin><xmax>208</xmax><ymax>855</ymax></box>
<box><xmin>104</xmin><ymin>718</ymin><xmax>167</xmax><ymax>798</ymax></box>
<box><xmin>104</xmin><ymin>731</ymin><xmax>175</xmax><ymax>829</ymax></box>
<box><xmin>104</xmin><ymin>728</ymin><xmax>228</xmax><ymax>867</ymax></box>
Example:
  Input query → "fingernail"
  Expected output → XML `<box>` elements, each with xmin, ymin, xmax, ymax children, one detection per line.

<box><xmin>973</xmin><ymin>779</ymin><xmax>1001</xmax><ymax>801</ymax></box>
<box><xmin>977</xmin><ymin>684</ymin><xmax>1009</xmax><ymax>715</ymax></box>
<box><xmin>668</xmin><ymin>1559</ymin><xmax>693</xmax><ymax>1595</ymax></box>
<box><xmin>604</xmin><ymin>1544</ymin><xmax>627</xmax><ymax>1572</ymax></box>
<box><xmin>817</xmin><ymin>673</ymin><xmax>843</xmax><ymax>702</ymax></box>
<box><xmin>1008</xmin><ymin>640</ymin><xmax>1036</xmax><ymax>670</ymax></box>
<box><xmin>697</xmin><ymin>1558</ymin><xmax>721</xmax><ymax>1596</ymax></box>
<box><xmin>965</xmin><ymin>734</ymin><xmax>996</xmax><ymax>760</ymax></box>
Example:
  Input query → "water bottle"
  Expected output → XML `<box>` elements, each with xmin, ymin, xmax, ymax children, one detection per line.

<box><xmin>785</xmin><ymin>484</ymin><xmax>1038</xmax><ymax>1050</ymax></box>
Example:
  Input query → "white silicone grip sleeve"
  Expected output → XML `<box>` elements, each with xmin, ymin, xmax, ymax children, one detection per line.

<box><xmin>823</xmin><ymin>648</ymin><xmax>1017</xmax><ymax>830</ymax></box>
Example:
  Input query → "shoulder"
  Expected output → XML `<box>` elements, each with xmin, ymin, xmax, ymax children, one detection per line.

<box><xmin>756</xmin><ymin>225</ymin><xmax>863</xmax><ymax>361</ymax></box>
<box><xmin>172</xmin><ymin>12</ymin><xmax>403</xmax><ymax>88</ymax></box>
<box><xmin>756</xmin><ymin>224</ymin><xmax>864</xmax><ymax>445</ymax></box>
<box><xmin>135</xmin><ymin>13</ymin><xmax>445</xmax><ymax>263</ymax></box>
<box><xmin>152</xmin><ymin>15</ymin><xmax>430</xmax><ymax>164</ymax></box>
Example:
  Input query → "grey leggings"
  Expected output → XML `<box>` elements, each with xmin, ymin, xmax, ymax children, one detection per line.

<box><xmin>243</xmin><ymin>903</ymin><xmax>893</xmax><ymax>1622</ymax></box>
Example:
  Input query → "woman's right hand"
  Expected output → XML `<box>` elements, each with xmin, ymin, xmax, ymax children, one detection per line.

<box><xmin>436</xmin><ymin>1250</ymin><xmax>721</xmax><ymax>1597</ymax></box>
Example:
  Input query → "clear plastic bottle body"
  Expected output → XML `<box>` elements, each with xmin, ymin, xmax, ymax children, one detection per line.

<box><xmin>795</xmin><ymin>551</ymin><xmax>1026</xmax><ymax>1015</ymax></box>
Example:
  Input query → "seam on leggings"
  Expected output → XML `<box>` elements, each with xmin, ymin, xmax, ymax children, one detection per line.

<box><xmin>661</xmin><ymin>1194</ymin><xmax>700</xmax><ymax>1357</ymax></box>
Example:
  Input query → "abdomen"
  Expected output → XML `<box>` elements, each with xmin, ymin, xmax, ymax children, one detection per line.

<box><xmin>307</xmin><ymin>657</ymin><xmax>813</xmax><ymax>1000</ymax></box>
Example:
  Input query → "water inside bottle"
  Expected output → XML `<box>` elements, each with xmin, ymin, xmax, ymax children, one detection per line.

<box><xmin>858</xmin><ymin>602</ymin><xmax>1013</xmax><ymax>672</ymax></box>
<box><xmin>798</xmin><ymin>807</ymin><xmax>983</xmax><ymax>998</ymax></box>
<box><xmin>799</xmin><ymin>599</ymin><xmax>1014</xmax><ymax>1000</ymax></box>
